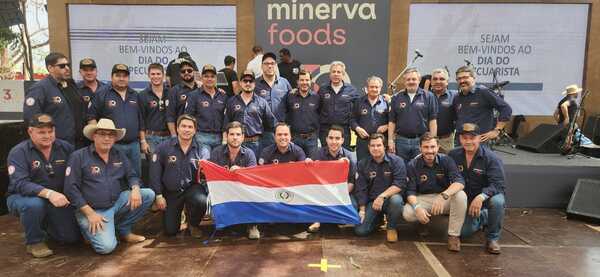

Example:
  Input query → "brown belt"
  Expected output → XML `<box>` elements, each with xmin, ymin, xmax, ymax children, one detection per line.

<box><xmin>244</xmin><ymin>135</ymin><xmax>260</xmax><ymax>142</ymax></box>
<box><xmin>146</xmin><ymin>130</ymin><xmax>170</xmax><ymax>137</ymax></box>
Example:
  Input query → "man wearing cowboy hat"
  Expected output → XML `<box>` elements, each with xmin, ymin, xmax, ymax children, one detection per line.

<box><xmin>65</xmin><ymin>118</ymin><xmax>155</xmax><ymax>254</ymax></box>
<box><xmin>554</xmin><ymin>84</ymin><xmax>582</xmax><ymax>127</ymax></box>
<box><xmin>6</xmin><ymin>114</ymin><xmax>80</xmax><ymax>258</ymax></box>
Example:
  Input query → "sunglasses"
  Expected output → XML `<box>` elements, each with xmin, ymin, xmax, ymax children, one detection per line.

<box><xmin>55</xmin><ymin>63</ymin><xmax>71</xmax><ymax>69</ymax></box>
<box><xmin>180</xmin><ymin>69</ymin><xmax>194</xmax><ymax>74</ymax></box>
<box><xmin>241</xmin><ymin>79</ymin><xmax>254</xmax><ymax>83</ymax></box>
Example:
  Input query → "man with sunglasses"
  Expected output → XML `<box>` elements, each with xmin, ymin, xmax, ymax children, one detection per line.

<box><xmin>167</xmin><ymin>59</ymin><xmax>199</xmax><ymax>137</ymax></box>
<box><xmin>139</xmin><ymin>63</ymin><xmax>170</xmax><ymax>154</ymax></box>
<box><xmin>223</xmin><ymin>70</ymin><xmax>277</xmax><ymax>157</ymax></box>
<box><xmin>6</xmin><ymin>114</ymin><xmax>80</xmax><ymax>258</ymax></box>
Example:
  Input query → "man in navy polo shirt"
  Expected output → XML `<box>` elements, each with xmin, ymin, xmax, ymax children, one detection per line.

<box><xmin>403</xmin><ymin>132</ymin><xmax>467</xmax><ymax>252</ymax></box>
<box><xmin>224</xmin><ymin>70</ymin><xmax>277</xmax><ymax>157</ymax></box>
<box><xmin>255</xmin><ymin>52</ymin><xmax>291</xmax><ymax>153</ymax></box>
<box><xmin>185</xmin><ymin>64</ymin><xmax>228</xmax><ymax>152</ymax></box>
<box><xmin>6</xmin><ymin>114</ymin><xmax>80</xmax><ymax>258</ymax></box>
<box><xmin>318</xmin><ymin>61</ymin><xmax>362</xmax><ymax>148</ymax></box>
<box><xmin>87</xmin><ymin>64</ymin><xmax>144</xmax><ymax>177</ymax></box>
<box><xmin>351</xmin><ymin>76</ymin><xmax>389</xmax><ymax>162</ymax></box>
<box><xmin>354</xmin><ymin>134</ymin><xmax>405</xmax><ymax>242</ymax></box>
<box><xmin>448</xmin><ymin>123</ymin><xmax>506</xmax><ymax>254</ymax></box>
<box><xmin>150</xmin><ymin>115</ymin><xmax>210</xmax><ymax>238</ymax></box>
<box><xmin>77</xmin><ymin>57</ymin><xmax>107</xmax><ymax>107</ymax></box>
<box><xmin>388</xmin><ymin>68</ymin><xmax>438</xmax><ymax>161</ymax></box>
<box><xmin>139</xmin><ymin>63</ymin><xmax>170</xmax><ymax>154</ymax></box>
<box><xmin>430</xmin><ymin>68</ymin><xmax>458</xmax><ymax>153</ymax></box>
<box><xmin>285</xmin><ymin>69</ymin><xmax>320</xmax><ymax>156</ymax></box>
<box><xmin>259</xmin><ymin>123</ymin><xmax>306</xmax><ymax>165</ymax></box>
<box><xmin>167</xmin><ymin>59</ymin><xmax>199</xmax><ymax>136</ymax></box>
<box><xmin>452</xmin><ymin>66</ymin><xmax>512</xmax><ymax>142</ymax></box>
<box><xmin>65</xmin><ymin>118</ymin><xmax>155</xmax><ymax>254</ymax></box>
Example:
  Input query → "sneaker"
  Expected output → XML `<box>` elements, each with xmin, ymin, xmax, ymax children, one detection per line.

<box><xmin>26</xmin><ymin>242</ymin><xmax>54</xmax><ymax>258</ymax></box>
<box><xmin>248</xmin><ymin>225</ymin><xmax>260</xmax><ymax>240</ymax></box>
<box><xmin>386</xmin><ymin>229</ymin><xmax>398</xmax><ymax>243</ymax></box>
<box><xmin>307</xmin><ymin>222</ymin><xmax>320</xmax><ymax>233</ymax></box>
<box><xmin>486</xmin><ymin>240</ymin><xmax>501</xmax><ymax>254</ymax></box>
<box><xmin>447</xmin><ymin>235</ymin><xmax>461</xmax><ymax>252</ymax></box>
<box><xmin>189</xmin><ymin>225</ymin><xmax>203</xmax><ymax>239</ymax></box>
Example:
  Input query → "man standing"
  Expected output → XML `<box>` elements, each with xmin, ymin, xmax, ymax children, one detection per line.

<box><xmin>224</xmin><ymin>70</ymin><xmax>277</xmax><ymax>157</ymax></box>
<box><xmin>259</xmin><ymin>123</ymin><xmax>306</xmax><ymax>165</ymax></box>
<box><xmin>285</xmin><ymin>70</ymin><xmax>320</xmax><ymax>155</ymax></box>
<box><xmin>278</xmin><ymin>48</ymin><xmax>302</xmax><ymax>89</ymax></box>
<box><xmin>351</xmin><ymin>76</ymin><xmax>389</xmax><ymax>162</ymax></box>
<box><xmin>388</xmin><ymin>68</ymin><xmax>438</xmax><ymax>161</ymax></box>
<box><xmin>6</xmin><ymin>114</ymin><xmax>80</xmax><ymax>258</ymax></box>
<box><xmin>448</xmin><ymin>123</ymin><xmax>506</xmax><ymax>254</ymax></box>
<box><xmin>167</xmin><ymin>59</ymin><xmax>199</xmax><ymax>136</ymax></box>
<box><xmin>150</xmin><ymin>115</ymin><xmax>210</xmax><ymax>238</ymax></box>
<box><xmin>209</xmin><ymin>121</ymin><xmax>259</xmax><ymax>239</ymax></box>
<box><xmin>246</xmin><ymin>45</ymin><xmax>264</xmax><ymax>78</ymax></box>
<box><xmin>255</xmin><ymin>52</ymin><xmax>291</xmax><ymax>153</ymax></box>
<box><xmin>354</xmin><ymin>134</ymin><xmax>405</xmax><ymax>242</ymax></box>
<box><xmin>87</xmin><ymin>64</ymin><xmax>144</xmax><ymax>177</ymax></box>
<box><xmin>219</xmin><ymin>55</ymin><xmax>239</xmax><ymax>97</ymax></box>
<box><xmin>166</xmin><ymin>52</ymin><xmax>198</xmax><ymax>87</ymax></box>
<box><xmin>452</xmin><ymin>66</ymin><xmax>512</xmax><ymax>142</ymax></box>
<box><xmin>430</xmin><ymin>68</ymin><xmax>458</xmax><ymax>153</ymax></box>
<box><xmin>139</xmin><ymin>63</ymin><xmax>170</xmax><ymax>154</ymax></box>
<box><xmin>65</xmin><ymin>119</ymin><xmax>155</xmax><ymax>254</ymax></box>
<box><xmin>186</xmin><ymin>64</ymin><xmax>228</xmax><ymax>152</ymax></box>
<box><xmin>77</xmin><ymin>58</ymin><xmax>106</xmax><ymax>107</ymax></box>
<box><xmin>403</xmin><ymin>133</ymin><xmax>467</xmax><ymax>252</ymax></box>
<box><xmin>318</xmin><ymin>61</ymin><xmax>361</xmax><ymax>149</ymax></box>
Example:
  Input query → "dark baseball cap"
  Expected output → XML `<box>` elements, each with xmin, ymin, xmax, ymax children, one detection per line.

<box><xmin>262</xmin><ymin>52</ymin><xmax>277</xmax><ymax>63</ymax></box>
<box><xmin>179</xmin><ymin>58</ymin><xmax>195</xmax><ymax>68</ymax></box>
<box><xmin>79</xmin><ymin>58</ymin><xmax>97</xmax><ymax>69</ymax></box>
<box><xmin>29</xmin><ymin>114</ymin><xmax>54</xmax><ymax>128</ymax></box>
<box><xmin>240</xmin><ymin>69</ymin><xmax>255</xmax><ymax>81</ymax></box>
<box><xmin>458</xmin><ymin>123</ymin><xmax>481</xmax><ymax>136</ymax></box>
<box><xmin>111</xmin><ymin>63</ymin><xmax>130</xmax><ymax>75</ymax></box>
<box><xmin>201</xmin><ymin>64</ymin><xmax>217</xmax><ymax>75</ymax></box>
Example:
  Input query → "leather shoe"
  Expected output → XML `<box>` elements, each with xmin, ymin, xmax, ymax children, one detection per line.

<box><xmin>486</xmin><ymin>240</ymin><xmax>501</xmax><ymax>254</ymax></box>
<box><xmin>386</xmin><ymin>229</ymin><xmax>398</xmax><ymax>242</ymax></box>
<box><xmin>447</xmin><ymin>235</ymin><xmax>461</xmax><ymax>252</ymax></box>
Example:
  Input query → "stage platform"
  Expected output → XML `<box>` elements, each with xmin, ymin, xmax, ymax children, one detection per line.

<box><xmin>492</xmin><ymin>145</ymin><xmax>600</xmax><ymax>208</ymax></box>
<box><xmin>0</xmin><ymin>208</ymin><xmax>598</xmax><ymax>276</ymax></box>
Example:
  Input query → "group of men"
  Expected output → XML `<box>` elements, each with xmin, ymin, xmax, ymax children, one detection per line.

<box><xmin>8</xmin><ymin>49</ymin><xmax>512</xmax><ymax>258</ymax></box>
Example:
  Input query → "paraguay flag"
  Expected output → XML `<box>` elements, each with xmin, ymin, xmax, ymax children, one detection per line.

<box><xmin>200</xmin><ymin>160</ymin><xmax>360</xmax><ymax>229</ymax></box>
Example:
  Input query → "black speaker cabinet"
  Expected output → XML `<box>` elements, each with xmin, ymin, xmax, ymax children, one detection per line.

<box><xmin>583</xmin><ymin>115</ymin><xmax>600</xmax><ymax>145</ymax></box>
<box><xmin>516</xmin><ymin>124</ymin><xmax>565</xmax><ymax>153</ymax></box>
<box><xmin>567</xmin><ymin>179</ymin><xmax>600</xmax><ymax>221</ymax></box>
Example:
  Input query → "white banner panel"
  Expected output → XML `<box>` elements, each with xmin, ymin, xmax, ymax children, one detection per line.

<box><xmin>408</xmin><ymin>4</ymin><xmax>588</xmax><ymax>116</ymax></box>
<box><xmin>68</xmin><ymin>5</ymin><xmax>236</xmax><ymax>89</ymax></box>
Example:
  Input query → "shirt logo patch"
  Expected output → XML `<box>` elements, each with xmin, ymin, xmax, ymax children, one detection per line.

<box><xmin>128</xmin><ymin>100</ymin><xmax>137</xmax><ymax>105</ymax></box>
<box><xmin>258</xmin><ymin>158</ymin><xmax>265</xmax><ymax>165</ymax></box>
<box><xmin>234</xmin><ymin>104</ymin><xmax>241</xmax><ymax>111</ymax></box>
<box><xmin>55</xmin><ymin>160</ymin><xmax>65</xmax><ymax>165</ymax></box>
<box><xmin>260</xmin><ymin>89</ymin><xmax>268</xmax><ymax>96</ymax></box>
<box><xmin>469</xmin><ymin>102</ymin><xmax>479</xmax><ymax>107</ymax></box>
<box><xmin>90</xmin><ymin>166</ymin><xmax>101</xmax><ymax>175</ymax></box>
<box><xmin>415</xmin><ymin>101</ymin><xmax>425</xmax><ymax>107</ymax></box>
<box><xmin>361</xmin><ymin>108</ymin><xmax>368</xmax><ymax>115</ymax></box>
<box><xmin>7</xmin><ymin>165</ymin><xmax>15</xmax><ymax>175</ymax></box>
<box><xmin>113</xmin><ymin>162</ymin><xmax>122</xmax><ymax>168</ymax></box>
<box><xmin>293</xmin><ymin>103</ymin><xmax>300</xmax><ymax>109</ymax></box>
<box><xmin>272</xmin><ymin>159</ymin><xmax>279</xmax><ymax>164</ymax></box>
<box><xmin>399</xmin><ymin>102</ymin><xmax>407</xmax><ymax>108</ymax></box>
<box><xmin>473</xmin><ymin>168</ymin><xmax>484</xmax><ymax>175</ymax></box>
<box><xmin>83</xmin><ymin>95</ymin><xmax>91</xmax><ymax>102</ymax></box>
<box><xmin>152</xmin><ymin>154</ymin><xmax>158</xmax><ymax>162</ymax></box>
<box><xmin>31</xmin><ymin>160</ymin><xmax>41</xmax><ymax>169</ymax></box>
<box><xmin>65</xmin><ymin>166</ymin><xmax>71</xmax><ymax>176</ymax></box>
<box><xmin>308</xmin><ymin>103</ymin><xmax>316</xmax><ymax>107</ymax></box>
<box><xmin>52</xmin><ymin>96</ymin><xmax>62</xmax><ymax>104</ymax></box>
<box><xmin>25</xmin><ymin>97</ymin><xmax>35</xmax><ymax>106</ymax></box>
<box><xmin>107</xmin><ymin>100</ymin><xmax>117</xmax><ymax>108</ymax></box>
<box><xmin>369</xmin><ymin>171</ymin><xmax>377</xmax><ymax>178</ymax></box>
<box><xmin>458</xmin><ymin>165</ymin><xmax>464</xmax><ymax>172</ymax></box>
<box><xmin>420</xmin><ymin>174</ymin><xmax>428</xmax><ymax>182</ymax></box>
<box><xmin>292</xmin><ymin>68</ymin><xmax>299</xmax><ymax>74</ymax></box>
<box><xmin>149</xmin><ymin>100</ymin><xmax>158</xmax><ymax>108</ymax></box>
<box><xmin>168</xmin><ymin>155</ymin><xmax>177</xmax><ymax>163</ymax></box>
<box><xmin>165</xmin><ymin>99</ymin><xmax>169</xmax><ymax>107</ymax></box>
<box><xmin>324</xmin><ymin>93</ymin><xmax>331</xmax><ymax>99</ymax></box>
<box><xmin>457</xmin><ymin>104</ymin><xmax>462</xmax><ymax>110</ymax></box>
<box><xmin>275</xmin><ymin>189</ymin><xmax>294</xmax><ymax>203</ymax></box>
<box><xmin>180</xmin><ymin>94</ymin><xmax>187</xmax><ymax>101</ymax></box>
<box><xmin>384</xmin><ymin>171</ymin><xmax>391</xmax><ymax>176</ymax></box>
<box><xmin>441</xmin><ymin>100</ymin><xmax>450</xmax><ymax>106</ymax></box>
<box><xmin>202</xmin><ymin>101</ymin><xmax>210</xmax><ymax>107</ymax></box>
<box><xmin>436</xmin><ymin>173</ymin><xmax>445</xmax><ymax>179</ymax></box>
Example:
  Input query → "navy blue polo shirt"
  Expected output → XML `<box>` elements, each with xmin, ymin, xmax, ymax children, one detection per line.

<box><xmin>23</xmin><ymin>76</ymin><xmax>75</xmax><ymax>143</ymax></box>
<box><xmin>185</xmin><ymin>88</ymin><xmax>227</xmax><ymax>133</ymax></box>
<box><xmin>285</xmin><ymin>90</ymin><xmax>320</xmax><ymax>134</ymax></box>
<box><xmin>350</xmin><ymin>95</ymin><xmax>389</xmax><ymax>134</ymax></box>
<box><xmin>7</xmin><ymin>139</ymin><xmax>74</xmax><ymax>196</ymax></box>
<box><xmin>149</xmin><ymin>137</ymin><xmax>210</xmax><ymax>195</ymax></box>
<box><xmin>223</xmin><ymin>94</ymin><xmax>276</xmax><ymax>137</ymax></box>
<box><xmin>255</xmin><ymin>76</ymin><xmax>291</xmax><ymax>123</ymax></box>
<box><xmin>166</xmin><ymin>83</ymin><xmax>198</xmax><ymax>123</ymax></box>
<box><xmin>355</xmin><ymin>153</ymin><xmax>406</xmax><ymax>206</ymax></box>
<box><xmin>406</xmin><ymin>154</ymin><xmax>464</xmax><ymax>196</ymax></box>
<box><xmin>258</xmin><ymin>142</ymin><xmax>306</xmax><ymax>165</ymax></box>
<box><xmin>389</xmin><ymin>88</ymin><xmax>438</xmax><ymax>137</ymax></box>
<box><xmin>311</xmin><ymin>146</ymin><xmax>356</xmax><ymax>184</ymax></box>
<box><xmin>76</xmin><ymin>80</ymin><xmax>107</xmax><ymax>106</ymax></box>
<box><xmin>209</xmin><ymin>145</ymin><xmax>257</xmax><ymax>169</ymax></box>
<box><xmin>448</xmin><ymin>145</ymin><xmax>506</xmax><ymax>202</ymax></box>
<box><xmin>318</xmin><ymin>82</ymin><xmax>362</xmax><ymax>126</ymax></box>
<box><xmin>87</xmin><ymin>86</ymin><xmax>144</xmax><ymax>143</ymax></box>
<box><xmin>65</xmin><ymin>144</ymin><xmax>141</xmax><ymax>209</ymax></box>
<box><xmin>434</xmin><ymin>89</ymin><xmax>458</xmax><ymax>136</ymax></box>
<box><xmin>452</xmin><ymin>85</ymin><xmax>512</xmax><ymax>133</ymax></box>
<box><xmin>139</xmin><ymin>86</ymin><xmax>169</xmax><ymax>132</ymax></box>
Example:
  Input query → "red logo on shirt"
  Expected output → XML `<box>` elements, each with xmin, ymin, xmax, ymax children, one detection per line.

<box><xmin>399</xmin><ymin>102</ymin><xmax>407</xmax><ymax>108</ymax></box>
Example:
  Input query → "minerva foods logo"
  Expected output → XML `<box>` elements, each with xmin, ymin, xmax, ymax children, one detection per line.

<box><xmin>275</xmin><ymin>189</ymin><xmax>295</xmax><ymax>203</ymax></box>
<box><xmin>267</xmin><ymin>1</ymin><xmax>377</xmax><ymax>20</ymax></box>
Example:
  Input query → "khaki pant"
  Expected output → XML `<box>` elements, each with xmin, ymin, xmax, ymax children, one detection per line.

<box><xmin>403</xmin><ymin>191</ymin><xmax>467</xmax><ymax>236</ymax></box>
<box><xmin>438</xmin><ymin>132</ymin><xmax>456</xmax><ymax>154</ymax></box>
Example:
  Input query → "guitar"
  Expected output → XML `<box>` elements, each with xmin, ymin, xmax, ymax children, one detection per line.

<box><xmin>560</xmin><ymin>90</ymin><xmax>590</xmax><ymax>155</ymax></box>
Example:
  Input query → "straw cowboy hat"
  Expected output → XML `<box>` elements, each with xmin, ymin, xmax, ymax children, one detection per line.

<box><xmin>562</xmin><ymin>84</ymin><xmax>583</xmax><ymax>96</ymax></box>
<box><xmin>83</xmin><ymin>118</ymin><xmax>126</xmax><ymax>141</ymax></box>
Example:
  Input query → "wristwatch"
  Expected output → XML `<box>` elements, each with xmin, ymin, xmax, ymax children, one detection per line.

<box><xmin>440</xmin><ymin>192</ymin><xmax>449</xmax><ymax>200</ymax></box>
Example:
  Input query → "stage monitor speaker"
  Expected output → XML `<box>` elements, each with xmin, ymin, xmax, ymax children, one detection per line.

<box><xmin>516</xmin><ymin>124</ymin><xmax>564</xmax><ymax>153</ymax></box>
<box><xmin>567</xmin><ymin>179</ymin><xmax>600</xmax><ymax>220</ymax></box>
<box><xmin>583</xmin><ymin>115</ymin><xmax>600</xmax><ymax>145</ymax></box>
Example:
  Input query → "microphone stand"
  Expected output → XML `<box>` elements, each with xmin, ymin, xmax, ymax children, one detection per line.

<box><xmin>388</xmin><ymin>52</ymin><xmax>422</xmax><ymax>94</ymax></box>
<box><xmin>489</xmin><ymin>70</ymin><xmax>516</xmax><ymax>155</ymax></box>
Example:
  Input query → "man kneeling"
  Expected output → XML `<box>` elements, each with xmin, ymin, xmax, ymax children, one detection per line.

<box><xmin>65</xmin><ymin>119</ymin><xmax>155</xmax><ymax>254</ymax></box>
<box><xmin>403</xmin><ymin>133</ymin><xmax>467</xmax><ymax>251</ymax></box>
<box><xmin>354</xmin><ymin>134</ymin><xmax>406</xmax><ymax>242</ymax></box>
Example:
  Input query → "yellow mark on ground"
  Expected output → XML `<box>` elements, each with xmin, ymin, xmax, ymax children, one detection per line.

<box><xmin>308</xmin><ymin>258</ymin><xmax>342</xmax><ymax>272</ymax></box>
<box><xmin>585</xmin><ymin>224</ymin><xmax>600</xmax><ymax>232</ymax></box>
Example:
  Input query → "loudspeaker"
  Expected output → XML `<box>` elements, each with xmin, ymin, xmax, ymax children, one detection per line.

<box><xmin>516</xmin><ymin>124</ymin><xmax>565</xmax><ymax>153</ymax></box>
<box><xmin>567</xmin><ymin>179</ymin><xmax>600</xmax><ymax>220</ymax></box>
<box><xmin>583</xmin><ymin>115</ymin><xmax>600</xmax><ymax>145</ymax></box>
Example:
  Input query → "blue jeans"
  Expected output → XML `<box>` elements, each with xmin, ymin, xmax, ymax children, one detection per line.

<box><xmin>320</xmin><ymin>125</ymin><xmax>351</xmax><ymax>149</ymax></box>
<box><xmin>354</xmin><ymin>194</ymin><xmax>404</xmax><ymax>236</ymax></box>
<box><xmin>292</xmin><ymin>133</ymin><xmax>318</xmax><ymax>157</ymax></box>
<box><xmin>394</xmin><ymin>136</ymin><xmax>420</xmax><ymax>162</ymax></box>
<box><xmin>75</xmin><ymin>189</ymin><xmax>155</xmax><ymax>254</ymax></box>
<box><xmin>243</xmin><ymin>140</ymin><xmax>260</xmax><ymax>158</ymax></box>
<box><xmin>259</xmin><ymin>131</ymin><xmax>275</xmax><ymax>155</ymax></box>
<box><xmin>146</xmin><ymin>135</ymin><xmax>169</xmax><ymax>154</ymax></box>
<box><xmin>163</xmin><ymin>185</ymin><xmax>208</xmax><ymax>236</ymax></box>
<box><xmin>7</xmin><ymin>194</ymin><xmax>80</xmax><ymax>245</ymax></box>
<box><xmin>195</xmin><ymin>132</ymin><xmax>222</xmax><ymax>152</ymax></box>
<box><xmin>461</xmin><ymin>193</ymin><xmax>505</xmax><ymax>241</ymax></box>
<box><xmin>113</xmin><ymin>141</ymin><xmax>142</xmax><ymax>178</ymax></box>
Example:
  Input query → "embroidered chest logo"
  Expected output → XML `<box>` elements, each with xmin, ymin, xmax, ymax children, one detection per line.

<box><xmin>31</xmin><ymin>160</ymin><xmax>41</xmax><ymax>169</ymax></box>
<box><xmin>90</xmin><ymin>166</ymin><xmax>101</xmax><ymax>175</ymax></box>
<box><xmin>420</xmin><ymin>174</ymin><xmax>428</xmax><ymax>182</ymax></box>
<box><xmin>52</xmin><ymin>96</ymin><xmax>62</xmax><ymax>104</ymax></box>
<box><xmin>107</xmin><ymin>100</ymin><xmax>117</xmax><ymax>108</ymax></box>
<box><xmin>179</xmin><ymin>94</ymin><xmax>187</xmax><ymax>101</ymax></box>
<box><xmin>149</xmin><ymin>100</ymin><xmax>158</xmax><ymax>108</ymax></box>
<box><xmin>399</xmin><ymin>102</ymin><xmax>407</xmax><ymax>108</ymax></box>
<box><xmin>324</xmin><ymin>93</ymin><xmax>331</xmax><ymax>99</ymax></box>
<box><xmin>168</xmin><ymin>155</ymin><xmax>177</xmax><ymax>164</ymax></box>
<box><xmin>361</xmin><ymin>108</ymin><xmax>368</xmax><ymax>115</ymax></box>
<box><xmin>458</xmin><ymin>165</ymin><xmax>464</xmax><ymax>172</ymax></box>
<box><xmin>293</xmin><ymin>103</ymin><xmax>300</xmax><ymax>109</ymax></box>
<box><xmin>234</xmin><ymin>104</ymin><xmax>241</xmax><ymax>111</ymax></box>
<box><xmin>369</xmin><ymin>171</ymin><xmax>377</xmax><ymax>178</ymax></box>
<box><xmin>272</xmin><ymin>159</ymin><xmax>279</xmax><ymax>164</ymax></box>
<box><xmin>202</xmin><ymin>101</ymin><xmax>210</xmax><ymax>107</ymax></box>
<box><xmin>83</xmin><ymin>95</ymin><xmax>91</xmax><ymax>102</ymax></box>
<box><xmin>260</xmin><ymin>89</ymin><xmax>268</xmax><ymax>96</ymax></box>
